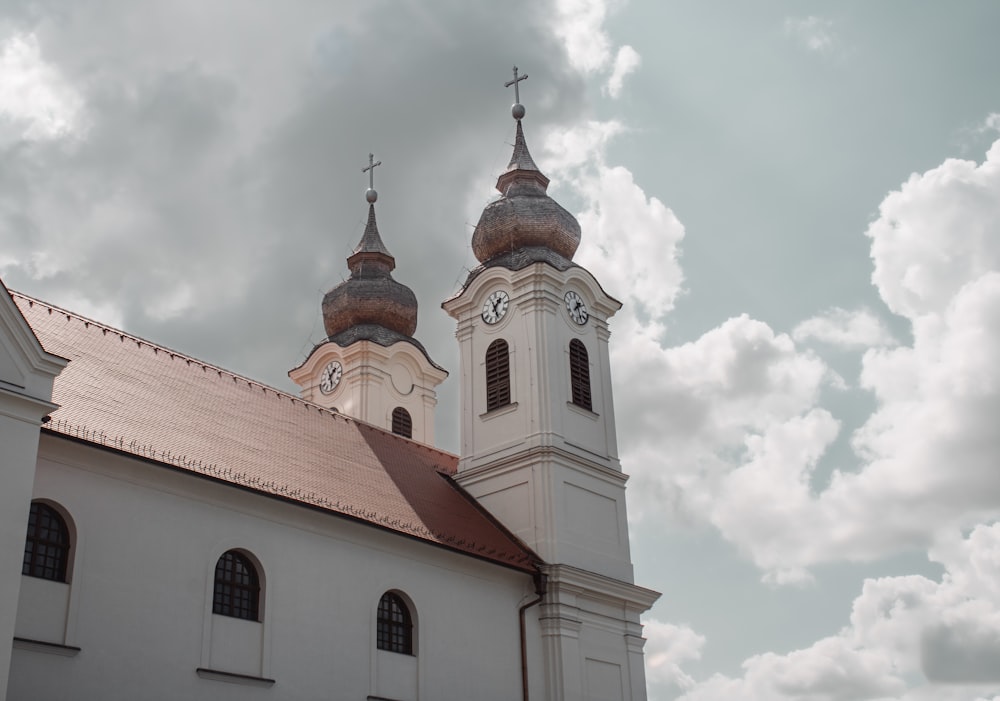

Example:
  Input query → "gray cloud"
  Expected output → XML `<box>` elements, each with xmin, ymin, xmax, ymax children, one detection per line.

<box><xmin>921</xmin><ymin>622</ymin><xmax>1000</xmax><ymax>684</ymax></box>
<box><xmin>0</xmin><ymin>0</ymin><xmax>589</xmax><ymax>450</ymax></box>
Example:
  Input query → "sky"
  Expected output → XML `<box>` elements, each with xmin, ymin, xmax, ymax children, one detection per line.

<box><xmin>2</xmin><ymin>1</ymin><xmax>1000</xmax><ymax>699</ymax></box>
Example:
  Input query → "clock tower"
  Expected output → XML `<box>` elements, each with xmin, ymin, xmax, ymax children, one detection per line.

<box><xmin>442</xmin><ymin>68</ymin><xmax>658</xmax><ymax>701</ymax></box>
<box><xmin>290</xmin><ymin>155</ymin><xmax>447</xmax><ymax>443</ymax></box>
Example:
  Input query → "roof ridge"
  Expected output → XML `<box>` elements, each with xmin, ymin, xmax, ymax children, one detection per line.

<box><xmin>11</xmin><ymin>289</ymin><xmax>459</xmax><ymax>462</ymax></box>
<box><xmin>10</xmin><ymin>290</ymin><xmax>299</xmax><ymax>398</ymax></box>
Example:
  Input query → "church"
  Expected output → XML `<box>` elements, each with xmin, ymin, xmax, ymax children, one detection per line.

<box><xmin>0</xmin><ymin>70</ymin><xmax>660</xmax><ymax>701</ymax></box>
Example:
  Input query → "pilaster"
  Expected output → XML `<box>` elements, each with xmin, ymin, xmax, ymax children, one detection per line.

<box><xmin>0</xmin><ymin>287</ymin><xmax>67</xmax><ymax>701</ymax></box>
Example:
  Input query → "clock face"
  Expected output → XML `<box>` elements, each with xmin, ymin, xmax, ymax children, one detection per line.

<box><xmin>481</xmin><ymin>289</ymin><xmax>510</xmax><ymax>325</ymax></box>
<box><xmin>319</xmin><ymin>360</ymin><xmax>343</xmax><ymax>394</ymax></box>
<box><xmin>565</xmin><ymin>290</ymin><xmax>589</xmax><ymax>325</ymax></box>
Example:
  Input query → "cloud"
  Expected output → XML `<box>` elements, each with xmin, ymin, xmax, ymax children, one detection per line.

<box><xmin>544</xmin><ymin>118</ymin><xmax>685</xmax><ymax>322</ymax></box>
<box><xmin>867</xmin><ymin>144</ymin><xmax>1000</xmax><ymax>320</ymax></box>
<box><xmin>644</xmin><ymin>619</ymin><xmax>705</xmax><ymax>697</ymax></box>
<box><xmin>783</xmin><ymin>16</ymin><xmax>837</xmax><ymax>53</ymax></box>
<box><xmin>979</xmin><ymin>113</ymin><xmax>1000</xmax><ymax>135</ymax></box>
<box><xmin>675</xmin><ymin>524</ymin><xmax>1000</xmax><ymax>700</ymax></box>
<box><xmin>606</xmin><ymin>45</ymin><xmax>641</xmax><ymax>98</ymax></box>
<box><xmin>793</xmin><ymin>307</ymin><xmax>897</xmax><ymax>349</ymax></box>
<box><xmin>0</xmin><ymin>32</ymin><xmax>83</xmax><ymax>142</ymax></box>
<box><xmin>551</xmin><ymin>0</ymin><xmax>641</xmax><ymax>97</ymax></box>
<box><xmin>0</xmin><ymin>0</ymin><xmax>589</xmax><ymax>391</ymax></box>
<box><xmin>615</xmin><ymin>313</ymin><xmax>833</xmax><ymax>499</ymax></box>
<box><xmin>552</xmin><ymin>0</ymin><xmax>614</xmax><ymax>72</ymax></box>
<box><xmin>617</xmin><ymin>135</ymin><xmax>1000</xmax><ymax>582</ymax></box>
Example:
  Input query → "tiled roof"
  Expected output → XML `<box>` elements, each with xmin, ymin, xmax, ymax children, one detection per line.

<box><xmin>13</xmin><ymin>292</ymin><xmax>538</xmax><ymax>572</ymax></box>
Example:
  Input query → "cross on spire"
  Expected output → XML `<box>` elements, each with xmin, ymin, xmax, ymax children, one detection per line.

<box><xmin>505</xmin><ymin>66</ymin><xmax>528</xmax><ymax>120</ymax></box>
<box><xmin>363</xmin><ymin>152</ymin><xmax>382</xmax><ymax>203</ymax></box>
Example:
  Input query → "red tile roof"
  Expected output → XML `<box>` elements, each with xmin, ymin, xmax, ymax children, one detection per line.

<box><xmin>13</xmin><ymin>292</ymin><xmax>538</xmax><ymax>573</ymax></box>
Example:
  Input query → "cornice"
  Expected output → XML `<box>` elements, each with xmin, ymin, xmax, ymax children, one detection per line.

<box><xmin>456</xmin><ymin>443</ymin><xmax>627</xmax><ymax>487</ymax></box>
<box><xmin>0</xmin><ymin>384</ymin><xmax>59</xmax><ymax>423</ymax></box>
<box><xmin>541</xmin><ymin>563</ymin><xmax>661</xmax><ymax>612</ymax></box>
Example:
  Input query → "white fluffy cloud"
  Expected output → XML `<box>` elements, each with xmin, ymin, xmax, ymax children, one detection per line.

<box><xmin>620</xmin><ymin>137</ymin><xmax>1000</xmax><ymax>581</ymax></box>
<box><xmin>606</xmin><ymin>45</ymin><xmax>641</xmax><ymax>98</ymax></box>
<box><xmin>644</xmin><ymin>619</ymin><xmax>705</xmax><ymax>696</ymax></box>
<box><xmin>552</xmin><ymin>0</ymin><xmax>615</xmax><ymax>72</ymax></box>
<box><xmin>551</xmin><ymin>0</ymin><xmax>640</xmax><ymax>97</ymax></box>
<box><xmin>614</xmin><ymin>312</ymin><xmax>839</xmax><ymax>581</ymax></box>
<box><xmin>868</xmin><ymin>145</ymin><xmax>1000</xmax><ymax>320</ymax></box>
<box><xmin>793</xmin><ymin>307</ymin><xmax>897</xmax><ymax>349</ymax></box>
<box><xmin>545</xmin><ymin>119</ymin><xmax>685</xmax><ymax>321</ymax></box>
<box><xmin>817</xmin><ymin>142</ymin><xmax>1000</xmax><ymax>560</ymax></box>
<box><xmin>671</xmin><ymin>524</ymin><xmax>1000</xmax><ymax>700</ymax></box>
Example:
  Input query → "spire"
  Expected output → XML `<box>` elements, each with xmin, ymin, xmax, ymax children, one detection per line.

<box><xmin>347</xmin><ymin>153</ymin><xmax>394</xmax><ymax>272</ymax></box>
<box><xmin>348</xmin><ymin>204</ymin><xmax>394</xmax><ymax>271</ymax></box>
<box><xmin>497</xmin><ymin>66</ymin><xmax>548</xmax><ymax>192</ymax></box>
<box><xmin>470</xmin><ymin>66</ymin><xmax>580</xmax><ymax>265</ymax></box>
<box><xmin>497</xmin><ymin>118</ymin><xmax>549</xmax><ymax>193</ymax></box>
<box><xmin>322</xmin><ymin>153</ymin><xmax>418</xmax><ymax>339</ymax></box>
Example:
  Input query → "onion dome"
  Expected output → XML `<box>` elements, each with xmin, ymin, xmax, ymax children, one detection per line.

<box><xmin>322</xmin><ymin>182</ymin><xmax>418</xmax><ymax>339</ymax></box>
<box><xmin>471</xmin><ymin>73</ymin><xmax>581</xmax><ymax>265</ymax></box>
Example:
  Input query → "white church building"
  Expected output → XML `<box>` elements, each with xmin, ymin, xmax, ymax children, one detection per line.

<box><xmin>0</xmin><ymin>73</ymin><xmax>659</xmax><ymax>701</ymax></box>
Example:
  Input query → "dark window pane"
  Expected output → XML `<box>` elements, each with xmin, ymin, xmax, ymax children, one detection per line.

<box><xmin>485</xmin><ymin>339</ymin><xmax>511</xmax><ymax>412</ymax></box>
<box><xmin>391</xmin><ymin>407</ymin><xmax>412</xmax><ymax>439</ymax></box>
<box><xmin>569</xmin><ymin>339</ymin><xmax>592</xmax><ymax>411</ymax></box>
<box><xmin>213</xmin><ymin>550</ymin><xmax>260</xmax><ymax>621</ymax></box>
<box><xmin>22</xmin><ymin>503</ymin><xmax>69</xmax><ymax>582</ymax></box>
<box><xmin>376</xmin><ymin>592</ymin><xmax>413</xmax><ymax>655</ymax></box>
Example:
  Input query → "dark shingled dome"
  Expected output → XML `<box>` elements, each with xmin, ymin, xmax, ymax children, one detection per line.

<box><xmin>322</xmin><ymin>205</ymin><xmax>418</xmax><ymax>338</ymax></box>
<box><xmin>471</xmin><ymin>120</ymin><xmax>581</xmax><ymax>264</ymax></box>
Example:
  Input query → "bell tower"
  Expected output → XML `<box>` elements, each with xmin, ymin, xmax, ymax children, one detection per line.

<box><xmin>290</xmin><ymin>155</ymin><xmax>447</xmax><ymax>444</ymax></box>
<box><xmin>443</xmin><ymin>68</ymin><xmax>659</xmax><ymax>701</ymax></box>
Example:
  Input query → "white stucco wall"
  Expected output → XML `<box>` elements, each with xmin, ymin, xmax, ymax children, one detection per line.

<box><xmin>9</xmin><ymin>435</ymin><xmax>541</xmax><ymax>701</ymax></box>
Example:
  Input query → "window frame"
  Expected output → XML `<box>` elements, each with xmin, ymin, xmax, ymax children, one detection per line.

<box><xmin>376</xmin><ymin>591</ymin><xmax>414</xmax><ymax>655</ymax></box>
<box><xmin>212</xmin><ymin>550</ymin><xmax>261</xmax><ymax>621</ymax></box>
<box><xmin>22</xmin><ymin>501</ymin><xmax>71</xmax><ymax>583</ymax></box>
<box><xmin>569</xmin><ymin>338</ymin><xmax>592</xmax><ymax>411</ymax></box>
<box><xmin>391</xmin><ymin>407</ymin><xmax>413</xmax><ymax>439</ymax></box>
<box><xmin>485</xmin><ymin>338</ymin><xmax>511</xmax><ymax>412</ymax></box>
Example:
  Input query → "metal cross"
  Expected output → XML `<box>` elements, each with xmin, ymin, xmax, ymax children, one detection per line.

<box><xmin>504</xmin><ymin>66</ymin><xmax>528</xmax><ymax>104</ymax></box>
<box><xmin>362</xmin><ymin>153</ymin><xmax>382</xmax><ymax>190</ymax></box>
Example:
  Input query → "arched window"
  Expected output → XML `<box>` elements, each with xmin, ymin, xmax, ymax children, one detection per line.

<box><xmin>377</xmin><ymin>592</ymin><xmax>413</xmax><ymax>655</ymax></box>
<box><xmin>391</xmin><ymin>407</ymin><xmax>412</xmax><ymax>439</ymax></box>
<box><xmin>22</xmin><ymin>502</ymin><xmax>70</xmax><ymax>582</ymax></box>
<box><xmin>569</xmin><ymin>339</ymin><xmax>592</xmax><ymax>411</ymax></box>
<box><xmin>485</xmin><ymin>339</ymin><xmax>511</xmax><ymax>412</ymax></box>
<box><xmin>213</xmin><ymin>550</ymin><xmax>260</xmax><ymax>621</ymax></box>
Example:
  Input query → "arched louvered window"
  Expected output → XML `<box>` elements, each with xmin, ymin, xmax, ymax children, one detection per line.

<box><xmin>377</xmin><ymin>592</ymin><xmax>414</xmax><ymax>655</ymax></box>
<box><xmin>569</xmin><ymin>339</ymin><xmax>592</xmax><ymax>411</ymax></box>
<box><xmin>213</xmin><ymin>550</ymin><xmax>261</xmax><ymax>621</ymax></box>
<box><xmin>391</xmin><ymin>407</ymin><xmax>412</xmax><ymax>439</ymax></box>
<box><xmin>485</xmin><ymin>339</ymin><xmax>511</xmax><ymax>412</ymax></box>
<box><xmin>22</xmin><ymin>502</ymin><xmax>70</xmax><ymax>582</ymax></box>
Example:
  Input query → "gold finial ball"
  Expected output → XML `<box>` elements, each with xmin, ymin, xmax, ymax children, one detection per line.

<box><xmin>511</xmin><ymin>103</ymin><xmax>525</xmax><ymax>120</ymax></box>
<box><xmin>365</xmin><ymin>188</ymin><xmax>378</xmax><ymax>204</ymax></box>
